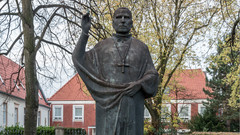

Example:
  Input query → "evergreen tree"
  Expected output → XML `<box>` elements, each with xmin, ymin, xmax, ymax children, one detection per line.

<box><xmin>188</xmin><ymin>108</ymin><xmax>227</xmax><ymax>132</ymax></box>
<box><xmin>203</xmin><ymin>36</ymin><xmax>240</xmax><ymax>132</ymax></box>
<box><xmin>188</xmin><ymin>35</ymin><xmax>239</xmax><ymax>132</ymax></box>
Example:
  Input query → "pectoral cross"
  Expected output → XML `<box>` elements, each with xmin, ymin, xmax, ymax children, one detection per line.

<box><xmin>117</xmin><ymin>60</ymin><xmax>129</xmax><ymax>73</ymax></box>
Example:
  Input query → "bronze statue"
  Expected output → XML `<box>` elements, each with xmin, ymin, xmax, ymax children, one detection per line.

<box><xmin>72</xmin><ymin>7</ymin><xmax>159</xmax><ymax>135</ymax></box>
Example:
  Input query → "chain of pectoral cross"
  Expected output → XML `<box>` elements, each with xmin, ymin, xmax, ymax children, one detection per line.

<box><xmin>114</xmin><ymin>37</ymin><xmax>132</xmax><ymax>73</ymax></box>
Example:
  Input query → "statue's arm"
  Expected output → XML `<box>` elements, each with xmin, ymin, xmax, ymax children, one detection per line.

<box><xmin>72</xmin><ymin>13</ymin><xmax>91</xmax><ymax>63</ymax></box>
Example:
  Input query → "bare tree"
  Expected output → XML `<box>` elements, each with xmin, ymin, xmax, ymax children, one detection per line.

<box><xmin>0</xmin><ymin>0</ymin><xmax>96</xmax><ymax>134</ymax></box>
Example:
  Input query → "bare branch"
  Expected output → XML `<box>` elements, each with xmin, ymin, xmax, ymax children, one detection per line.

<box><xmin>0</xmin><ymin>32</ymin><xmax>23</xmax><ymax>55</ymax></box>
<box><xmin>35</xmin><ymin>7</ymin><xmax>61</xmax><ymax>52</ymax></box>
<box><xmin>36</xmin><ymin>37</ymin><xmax>72</xmax><ymax>54</ymax></box>
<box><xmin>0</xmin><ymin>12</ymin><xmax>19</xmax><ymax>16</ymax></box>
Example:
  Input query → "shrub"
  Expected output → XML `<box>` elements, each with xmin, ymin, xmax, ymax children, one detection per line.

<box><xmin>64</xmin><ymin>127</ymin><xmax>86</xmax><ymax>135</ymax></box>
<box><xmin>0</xmin><ymin>126</ymin><xmax>54</xmax><ymax>135</ymax></box>
<box><xmin>37</xmin><ymin>126</ymin><xmax>55</xmax><ymax>135</ymax></box>
<box><xmin>0</xmin><ymin>125</ymin><xmax>24</xmax><ymax>134</ymax></box>
<box><xmin>0</xmin><ymin>126</ymin><xmax>86</xmax><ymax>135</ymax></box>
<box><xmin>188</xmin><ymin>109</ymin><xmax>227</xmax><ymax>132</ymax></box>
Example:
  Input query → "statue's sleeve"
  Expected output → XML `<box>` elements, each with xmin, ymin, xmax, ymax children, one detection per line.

<box><xmin>72</xmin><ymin>41</ymin><xmax>101</xmax><ymax>79</ymax></box>
<box><xmin>139</xmin><ymin>46</ymin><xmax>159</xmax><ymax>98</ymax></box>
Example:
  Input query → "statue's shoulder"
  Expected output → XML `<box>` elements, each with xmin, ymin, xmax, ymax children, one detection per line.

<box><xmin>132</xmin><ymin>37</ymin><xmax>148</xmax><ymax>50</ymax></box>
<box><xmin>94</xmin><ymin>38</ymin><xmax>113</xmax><ymax>49</ymax></box>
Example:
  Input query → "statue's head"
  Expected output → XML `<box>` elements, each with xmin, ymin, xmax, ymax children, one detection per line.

<box><xmin>112</xmin><ymin>7</ymin><xmax>133</xmax><ymax>34</ymax></box>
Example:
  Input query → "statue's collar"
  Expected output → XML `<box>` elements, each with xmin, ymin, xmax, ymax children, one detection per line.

<box><xmin>113</xmin><ymin>33</ymin><xmax>132</xmax><ymax>42</ymax></box>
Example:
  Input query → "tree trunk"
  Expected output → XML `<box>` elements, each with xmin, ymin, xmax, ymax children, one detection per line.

<box><xmin>151</xmin><ymin>112</ymin><xmax>161</xmax><ymax>135</ymax></box>
<box><xmin>226</xmin><ymin>119</ymin><xmax>231</xmax><ymax>132</ymax></box>
<box><xmin>22</xmin><ymin>0</ymin><xmax>38</xmax><ymax>135</ymax></box>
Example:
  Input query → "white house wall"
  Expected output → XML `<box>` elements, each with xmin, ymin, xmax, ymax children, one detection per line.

<box><xmin>39</xmin><ymin>105</ymin><xmax>50</xmax><ymax>126</ymax></box>
<box><xmin>0</xmin><ymin>93</ymin><xmax>50</xmax><ymax>128</ymax></box>
<box><xmin>0</xmin><ymin>93</ymin><xmax>25</xmax><ymax>127</ymax></box>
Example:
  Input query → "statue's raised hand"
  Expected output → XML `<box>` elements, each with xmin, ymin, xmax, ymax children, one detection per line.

<box><xmin>81</xmin><ymin>12</ymin><xmax>91</xmax><ymax>35</ymax></box>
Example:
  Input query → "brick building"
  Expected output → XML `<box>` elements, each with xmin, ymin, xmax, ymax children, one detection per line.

<box><xmin>48</xmin><ymin>75</ymin><xmax>96</xmax><ymax>135</ymax></box>
<box><xmin>159</xmin><ymin>69</ymin><xmax>211</xmax><ymax>132</ymax></box>
<box><xmin>49</xmin><ymin>69</ymin><xmax>210</xmax><ymax>134</ymax></box>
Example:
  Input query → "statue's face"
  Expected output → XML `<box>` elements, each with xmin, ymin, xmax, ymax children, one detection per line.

<box><xmin>113</xmin><ymin>9</ymin><xmax>133</xmax><ymax>34</ymax></box>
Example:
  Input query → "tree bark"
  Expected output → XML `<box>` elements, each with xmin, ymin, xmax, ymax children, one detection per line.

<box><xmin>22</xmin><ymin>0</ymin><xmax>38</xmax><ymax>135</ymax></box>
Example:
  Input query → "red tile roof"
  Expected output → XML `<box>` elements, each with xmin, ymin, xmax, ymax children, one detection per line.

<box><xmin>169</xmin><ymin>69</ymin><xmax>210</xmax><ymax>100</ymax></box>
<box><xmin>0</xmin><ymin>55</ymin><xmax>49</xmax><ymax>107</ymax></box>
<box><xmin>50</xmin><ymin>69</ymin><xmax>209</xmax><ymax>102</ymax></box>
<box><xmin>49</xmin><ymin>74</ymin><xmax>93</xmax><ymax>101</ymax></box>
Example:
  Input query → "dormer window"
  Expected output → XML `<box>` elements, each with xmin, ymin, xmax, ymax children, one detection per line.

<box><xmin>20</xmin><ymin>81</ymin><xmax>25</xmax><ymax>90</ymax></box>
<box><xmin>38</xmin><ymin>92</ymin><xmax>43</xmax><ymax>99</ymax></box>
<box><xmin>13</xmin><ymin>80</ymin><xmax>20</xmax><ymax>90</ymax></box>
<box><xmin>0</xmin><ymin>74</ymin><xmax>5</xmax><ymax>84</ymax></box>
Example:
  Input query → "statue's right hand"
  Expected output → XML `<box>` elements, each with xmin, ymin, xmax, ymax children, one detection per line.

<box><xmin>81</xmin><ymin>12</ymin><xmax>91</xmax><ymax>34</ymax></box>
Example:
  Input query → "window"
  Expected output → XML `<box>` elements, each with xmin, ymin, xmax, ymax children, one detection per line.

<box><xmin>178</xmin><ymin>104</ymin><xmax>191</xmax><ymax>120</ymax></box>
<box><xmin>14</xmin><ymin>107</ymin><xmax>18</xmax><ymax>125</ymax></box>
<box><xmin>53</xmin><ymin>105</ymin><xmax>63</xmax><ymax>121</ymax></box>
<box><xmin>3</xmin><ymin>103</ymin><xmax>7</xmax><ymax>126</ymax></box>
<box><xmin>48</xmin><ymin>110</ymin><xmax>50</xmax><ymax>126</ymax></box>
<box><xmin>144</xmin><ymin>106</ymin><xmax>151</xmax><ymax>119</ymax></box>
<box><xmin>24</xmin><ymin>108</ymin><xmax>26</xmax><ymax>125</ymax></box>
<box><xmin>73</xmin><ymin>105</ymin><xmax>84</xmax><ymax>121</ymax></box>
<box><xmin>164</xmin><ymin>87</ymin><xmax>170</xmax><ymax>95</ymax></box>
<box><xmin>198</xmin><ymin>104</ymin><xmax>206</xmax><ymax>115</ymax></box>
<box><xmin>37</xmin><ymin>111</ymin><xmax>41</xmax><ymax>126</ymax></box>
<box><xmin>161</xmin><ymin>104</ymin><xmax>171</xmax><ymax>121</ymax></box>
<box><xmin>88</xmin><ymin>126</ymin><xmax>96</xmax><ymax>135</ymax></box>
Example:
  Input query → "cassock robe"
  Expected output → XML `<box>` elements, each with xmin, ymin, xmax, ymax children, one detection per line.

<box><xmin>72</xmin><ymin>35</ymin><xmax>159</xmax><ymax>135</ymax></box>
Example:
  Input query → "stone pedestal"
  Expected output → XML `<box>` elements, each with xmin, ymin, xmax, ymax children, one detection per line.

<box><xmin>55</xmin><ymin>126</ymin><xmax>64</xmax><ymax>135</ymax></box>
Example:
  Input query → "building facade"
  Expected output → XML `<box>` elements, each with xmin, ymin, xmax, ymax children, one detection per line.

<box><xmin>49</xmin><ymin>69</ymin><xmax>209</xmax><ymax>134</ymax></box>
<box><xmin>48</xmin><ymin>75</ymin><xmax>96</xmax><ymax>135</ymax></box>
<box><xmin>0</xmin><ymin>55</ymin><xmax>50</xmax><ymax>129</ymax></box>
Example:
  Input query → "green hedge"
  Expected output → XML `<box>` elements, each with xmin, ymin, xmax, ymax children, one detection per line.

<box><xmin>64</xmin><ymin>127</ymin><xmax>86</xmax><ymax>135</ymax></box>
<box><xmin>0</xmin><ymin>125</ymin><xmax>24</xmax><ymax>134</ymax></box>
<box><xmin>0</xmin><ymin>126</ymin><xmax>86</xmax><ymax>135</ymax></box>
<box><xmin>37</xmin><ymin>126</ymin><xmax>55</xmax><ymax>135</ymax></box>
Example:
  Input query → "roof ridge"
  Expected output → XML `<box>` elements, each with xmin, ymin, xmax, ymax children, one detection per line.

<box><xmin>0</xmin><ymin>55</ymin><xmax>49</xmax><ymax>107</ymax></box>
<box><xmin>0</xmin><ymin>55</ymin><xmax>24</xmax><ymax>68</ymax></box>
<box><xmin>49</xmin><ymin>74</ymin><xmax>79</xmax><ymax>100</ymax></box>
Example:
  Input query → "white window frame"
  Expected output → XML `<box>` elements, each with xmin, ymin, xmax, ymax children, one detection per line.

<box><xmin>14</xmin><ymin>107</ymin><xmax>18</xmax><ymax>125</ymax></box>
<box><xmin>3</xmin><ymin>103</ymin><xmax>7</xmax><ymax>126</ymax></box>
<box><xmin>161</xmin><ymin>104</ymin><xmax>171</xmax><ymax>121</ymax></box>
<box><xmin>88</xmin><ymin>126</ymin><xmax>96</xmax><ymax>135</ymax></box>
<box><xmin>53</xmin><ymin>105</ymin><xmax>63</xmax><ymax>121</ymax></box>
<box><xmin>73</xmin><ymin>105</ymin><xmax>84</xmax><ymax>122</ymax></box>
<box><xmin>198</xmin><ymin>104</ymin><xmax>206</xmax><ymax>115</ymax></box>
<box><xmin>37</xmin><ymin>111</ymin><xmax>41</xmax><ymax>126</ymax></box>
<box><xmin>178</xmin><ymin>104</ymin><xmax>191</xmax><ymax>120</ymax></box>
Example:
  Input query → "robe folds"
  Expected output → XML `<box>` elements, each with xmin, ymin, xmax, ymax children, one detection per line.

<box><xmin>72</xmin><ymin>36</ymin><xmax>159</xmax><ymax>135</ymax></box>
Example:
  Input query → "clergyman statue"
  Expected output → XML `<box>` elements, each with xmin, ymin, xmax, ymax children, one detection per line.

<box><xmin>72</xmin><ymin>7</ymin><xmax>159</xmax><ymax>135</ymax></box>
